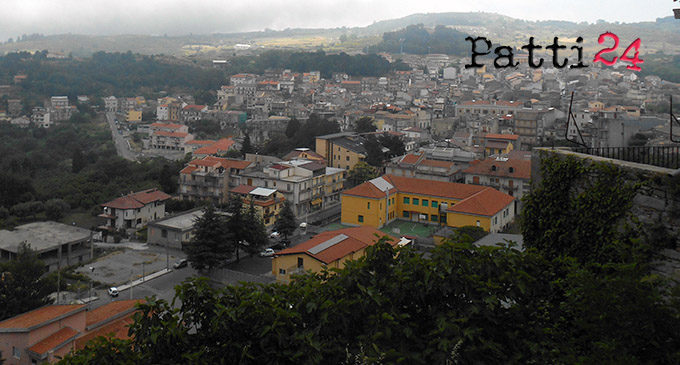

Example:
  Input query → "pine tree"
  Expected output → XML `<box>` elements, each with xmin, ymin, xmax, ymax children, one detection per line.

<box><xmin>185</xmin><ymin>204</ymin><xmax>231</xmax><ymax>273</ymax></box>
<box><xmin>274</xmin><ymin>200</ymin><xmax>297</xmax><ymax>242</ymax></box>
<box><xmin>242</xmin><ymin>200</ymin><xmax>269</xmax><ymax>257</ymax></box>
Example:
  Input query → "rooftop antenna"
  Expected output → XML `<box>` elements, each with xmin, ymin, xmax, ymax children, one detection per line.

<box><xmin>671</xmin><ymin>95</ymin><xmax>680</xmax><ymax>143</ymax></box>
<box><xmin>564</xmin><ymin>91</ymin><xmax>588</xmax><ymax>147</ymax></box>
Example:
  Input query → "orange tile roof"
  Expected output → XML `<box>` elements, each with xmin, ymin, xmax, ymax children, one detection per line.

<box><xmin>231</xmin><ymin>185</ymin><xmax>256</xmax><ymax>194</ymax></box>
<box><xmin>180</xmin><ymin>166</ymin><xmax>198</xmax><ymax>174</ymax></box>
<box><xmin>0</xmin><ymin>305</ymin><xmax>84</xmax><ymax>330</ymax></box>
<box><xmin>399</xmin><ymin>153</ymin><xmax>422</xmax><ymax>164</ymax></box>
<box><xmin>462</xmin><ymin>157</ymin><xmax>531</xmax><ymax>180</ymax></box>
<box><xmin>276</xmin><ymin>226</ymin><xmax>397</xmax><ymax>264</ymax></box>
<box><xmin>102</xmin><ymin>189</ymin><xmax>171</xmax><ymax>209</ymax></box>
<box><xmin>447</xmin><ymin>187</ymin><xmax>514</xmax><ymax>216</ymax></box>
<box><xmin>342</xmin><ymin>179</ymin><xmax>397</xmax><ymax>199</ymax></box>
<box><xmin>151</xmin><ymin>122</ymin><xmax>184</xmax><ymax>129</ymax></box>
<box><xmin>153</xmin><ymin>131</ymin><xmax>189</xmax><ymax>138</ymax></box>
<box><xmin>183</xmin><ymin>104</ymin><xmax>207</xmax><ymax>111</ymax></box>
<box><xmin>28</xmin><ymin>326</ymin><xmax>79</xmax><ymax>355</ymax></box>
<box><xmin>194</xmin><ymin>138</ymin><xmax>235</xmax><ymax>155</ymax></box>
<box><xmin>485</xmin><ymin>133</ymin><xmax>519</xmax><ymax>141</ymax></box>
<box><xmin>203</xmin><ymin>156</ymin><xmax>252</xmax><ymax>170</ymax></box>
<box><xmin>86</xmin><ymin>300</ymin><xmax>141</xmax><ymax>328</ymax></box>
<box><xmin>385</xmin><ymin>175</ymin><xmax>486</xmax><ymax>200</ymax></box>
<box><xmin>76</xmin><ymin>316</ymin><xmax>135</xmax><ymax>350</ymax></box>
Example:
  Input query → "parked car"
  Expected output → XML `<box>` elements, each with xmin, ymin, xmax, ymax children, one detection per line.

<box><xmin>259</xmin><ymin>248</ymin><xmax>275</xmax><ymax>257</ymax></box>
<box><xmin>269</xmin><ymin>231</ymin><xmax>280</xmax><ymax>239</ymax></box>
<box><xmin>108</xmin><ymin>287</ymin><xmax>119</xmax><ymax>297</ymax></box>
<box><xmin>173</xmin><ymin>259</ymin><xmax>188</xmax><ymax>269</ymax></box>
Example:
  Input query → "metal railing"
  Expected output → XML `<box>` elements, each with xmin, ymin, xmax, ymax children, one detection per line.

<box><xmin>572</xmin><ymin>146</ymin><xmax>680</xmax><ymax>169</ymax></box>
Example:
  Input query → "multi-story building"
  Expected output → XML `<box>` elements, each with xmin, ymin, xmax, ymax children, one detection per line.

<box><xmin>0</xmin><ymin>301</ymin><xmax>141</xmax><ymax>364</ymax></box>
<box><xmin>149</xmin><ymin>122</ymin><xmax>193</xmax><ymax>151</ymax></box>
<box><xmin>454</xmin><ymin>100</ymin><xmax>523</xmax><ymax>117</ymax></box>
<box><xmin>315</xmin><ymin>132</ymin><xmax>367</xmax><ymax>171</ymax></box>
<box><xmin>99</xmin><ymin>189</ymin><xmax>171</xmax><ymax>230</ymax></box>
<box><xmin>104</xmin><ymin>96</ymin><xmax>118</xmax><ymax>112</ymax></box>
<box><xmin>49</xmin><ymin>96</ymin><xmax>73</xmax><ymax>122</ymax></box>
<box><xmin>483</xmin><ymin>134</ymin><xmax>519</xmax><ymax>157</ymax></box>
<box><xmin>230</xmin><ymin>185</ymin><xmax>286</xmax><ymax>227</ymax></box>
<box><xmin>341</xmin><ymin>175</ymin><xmax>515</xmax><ymax>232</ymax></box>
<box><xmin>178</xmin><ymin>156</ymin><xmax>253</xmax><ymax>204</ymax></box>
<box><xmin>271</xmin><ymin>226</ymin><xmax>408</xmax><ymax>283</ymax></box>
<box><xmin>386</xmin><ymin>151</ymin><xmax>461</xmax><ymax>182</ymax></box>
<box><xmin>462</xmin><ymin>151</ymin><xmax>532</xmax><ymax>200</ymax></box>
<box><xmin>181</xmin><ymin>105</ymin><xmax>208</xmax><ymax>122</ymax></box>
<box><xmin>30</xmin><ymin>107</ymin><xmax>51</xmax><ymax>128</ymax></box>
<box><xmin>238</xmin><ymin>159</ymin><xmax>345</xmax><ymax>217</ymax></box>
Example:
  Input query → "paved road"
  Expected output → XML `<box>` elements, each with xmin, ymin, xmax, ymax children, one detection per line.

<box><xmin>105</xmin><ymin>112</ymin><xmax>137</xmax><ymax>161</ymax></box>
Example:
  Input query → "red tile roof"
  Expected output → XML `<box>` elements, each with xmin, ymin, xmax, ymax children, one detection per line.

<box><xmin>186</xmin><ymin>140</ymin><xmax>214</xmax><ymax>146</ymax></box>
<box><xmin>231</xmin><ymin>185</ymin><xmax>256</xmax><ymax>195</ymax></box>
<box><xmin>399</xmin><ymin>152</ymin><xmax>423</xmax><ymax>165</ymax></box>
<box><xmin>385</xmin><ymin>175</ymin><xmax>486</xmax><ymax>200</ymax></box>
<box><xmin>102</xmin><ymin>189</ymin><xmax>171</xmax><ymax>210</ymax></box>
<box><xmin>151</xmin><ymin>122</ymin><xmax>184</xmax><ymax>129</ymax></box>
<box><xmin>153</xmin><ymin>131</ymin><xmax>188</xmax><ymax>138</ymax></box>
<box><xmin>194</xmin><ymin>138</ymin><xmax>235</xmax><ymax>155</ymax></box>
<box><xmin>76</xmin><ymin>316</ymin><xmax>135</xmax><ymax>351</ymax></box>
<box><xmin>343</xmin><ymin>179</ymin><xmax>397</xmax><ymax>199</ymax></box>
<box><xmin>28</xmin><ymin>326</ymin><xmax>79</xmax><ymax>355</ymax></box>
<box><xmin>447</xmin><ymin>187</ymin><xmax>515</xmax><ymax>216</ymax></box>
<box><xmin>183</xmin><ymin>105</ymin><xmax>207</xmax><ymax>112</ymax></box>
<box><xmin>86</xmin><ymin>300</ymin><xmax>140</xmax><ymax>328</ymax></box>
<box><xmin>0</xmin><ymin>305</ymin><xmax>84</xmax><ymax>329</ymax></box>
<box><xmin>276</xmin><ymin>226</ymin><xmax>398</xmax><ymax>264</ymax></box>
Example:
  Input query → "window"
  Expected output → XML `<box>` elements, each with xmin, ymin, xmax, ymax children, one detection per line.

<box><xmin>162</xmin><ymin>229</ymin><xmax>168</xmax><ymax>238</ymax></box>
<box><xmin>509</xmin><ymin>167</ymin><xmax>514</xmax><ymax>173</ymax></box>
<box><xmin>476</xmin><ymin>220</ymin><xmax>480</xmax><ymax>227</ymax></box>
<box><xmin>297</xmin><ymin>257</ymin><xmax>304</xmax><ymax>268</ymax></box>
<box><xmin>431</xmin><ymin>215</ymin><xmax>438</xmax><ymax>222</ymax></box>
<box><xmin>367</xmin><ymin>202</ymin><xmax>371</xmax><ymax>209</ymax></box>
<box><xmin>432</xmin><ymin>201</ymin><xmax>438</xmax><ymax>208</ymax></box>
<box><xmin>387</xmin><ymin>199</ymin><xmax>390</xmax><ymax>206</ymax></box>
<box><xmin>391</xmin><ymin>197</ymin><xmax>395</xmax><ymax>205</ymax></box>
<box><xmin>346</xmin><ymin>156</ymin><xmax>350</xmax><ymax>161</ymax></box>
<box><xmin>403</xmin><ymin>211</ymin><xmax>409</xmax><ymax>218</ymax></box>
<box><xmin>494</xmin><ymin>217</ymin><xmax>498</xmax><ymax>224</ymax></box>
<box><xmin>422</xmin><ymin>199</ymin><xmax>428</xmax><ymax>207</ymax></box>
<box><xmin>404</xmin><ymin>197</ymin><xmax>410</xmax><ymax>204</ymax></box>
<box><xmin>13</xmin><ymin>346</ymin><xmax>20</xmax><ymax>359</ymax></box>
<box><xmin>358</xmin><ymin>215</ymin><xmax>364</xmax><ymax>223</ymax></box>
<box><xmin>413</xmin><ymin>198</ymin><xmax>419</xmax><ymax>205</ymax></box>
<box><xmin>279</xmin><ymin>268</ymin><xmax>286</xmax><ymax>275</ymax></box>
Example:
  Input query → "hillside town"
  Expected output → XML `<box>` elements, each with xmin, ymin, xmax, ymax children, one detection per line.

<box><xmin>0</xmin><ymin>6</ymin><xmax>679</xmax><ymax>363</ymax></box>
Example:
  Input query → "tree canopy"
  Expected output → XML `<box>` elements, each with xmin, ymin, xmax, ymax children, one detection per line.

<box><xmin>185</xmin><ymin>204</ymin><xmax>231</xmax><ymax>273</ymax></box>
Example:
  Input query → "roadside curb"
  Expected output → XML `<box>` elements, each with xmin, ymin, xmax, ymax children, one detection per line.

<box><xmin>115</xmin><ymin>268</ymin><xmax>172</xmax><ymax>291</ymax></box>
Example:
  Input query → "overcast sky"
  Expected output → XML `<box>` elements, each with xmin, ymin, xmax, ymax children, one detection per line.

<box><xmin>0</xmin><ymin>0</ymin><xmax>673</xmax><ymax>41</ymax></box>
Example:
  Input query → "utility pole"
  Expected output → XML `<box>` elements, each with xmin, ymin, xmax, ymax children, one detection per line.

<box><xmin>88</xmin><ymin>266</ymin><xmax>95</xmax><ymax>309</ymax></box>
<box><xmin>165</xmin><ymin>241</ymin><xmax>169</xmax><ymax>270</ymax></box>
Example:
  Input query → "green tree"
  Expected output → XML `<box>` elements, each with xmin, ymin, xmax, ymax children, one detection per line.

<box><xmin>241</xmin><ymin>134</ymin><xmax>253</xmax><ymax>156</ymax></box>
<box><xmin>521</xmin><ymin>153</ymin><xmax>644</xmax><ymax>265</ymax></box>
<box><xmin>225</xmin><ymin>194</ymin><xmax>246</xmax><ymax>262</ymax></box>
<box><xmin>355</xmin><ymin>116</ymin><xmax>376</xmax><ymax>133</ymax></box>
<box><xmin>184</xmin><ymin>204</ymin><xmax>231</xmax><ymax>273</ymax></box>
<box><xmin>273</xmin><ymin>200</ymin><xmax>296</xmax><ymax>241</ymax></box>
<box><xmin>346</xmin><ymin>161</ymin><xmax>378</xmax><ymax>187</ymax></box>
<box><xmin>363</xmin><ymin>135</ymin><xmax>385</xmax><ymax>167</ymax></box>
<box><xmin>241</xmin><ymin>200</ymin><xmax>269</xmax><ymax>256</ymax></box>
<box><xmin>285</xmin><ymin>118</ymin><xmax>301</xmax><ymax>139</ymax></box>
<box><xmin>71</xmin><ymin>148</ymin><xmax>86</xmax><ymax>173</ymax></box>
<box><xmin>379</xmin><ymin>134</ymin><xmax>405</xmax><ymax>157</ymax></box>
<box><xmin>44</xmin><ymin>199</ymin><xmax>70</xmax><ymax>221</ymax></box>
<box><xmin>0</xmin><ymin>243</ymin><xmax>56</xmax><ymax>321</ymax></box>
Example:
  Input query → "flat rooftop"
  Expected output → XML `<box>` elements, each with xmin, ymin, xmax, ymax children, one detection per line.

<box><xmin>148</xmin><ymin>209</ymin><xmax>204</xmax><ymax>231</ymax></box>
<box><xmin>0</xmin><ymin>221</ymin><xmax>91</xmax><ymax>254</ymax></box>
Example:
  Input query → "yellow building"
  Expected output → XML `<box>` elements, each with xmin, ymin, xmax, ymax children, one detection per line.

<box><xmin>315</xmin><ymin>132</ymin><xmax>367</xmax><ymax>171</ymax></box>
<box><xmin>230</xmin><ymin>185</ymin><xmax>284</xmax><ymax>227</ymax></box>
<box><xmin>127</xmin><ymin>110</ymin><xmax>142</xmax><ymax>122</ymax></box>
<box><xmin>483</xmin><ymin>134</ymin><xmax>518</xmax><ymax>157</ymax></box>
<box><xmin>341</xmin><ymin>175</ymin><xmax>515</xmax><ymax>233</ymax></box>
<box><xmin>271</xmin><ymin>226</ymin><xmax>407</xmax><ymax>283</ymax></box>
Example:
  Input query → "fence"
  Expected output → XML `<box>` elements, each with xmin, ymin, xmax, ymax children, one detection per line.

<box><xmin>572</xmin><ymin>146</ymin><xmax>680</xmax><ymax>169</ymax></box>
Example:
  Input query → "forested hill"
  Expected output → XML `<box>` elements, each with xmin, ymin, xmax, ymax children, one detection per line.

<box><xmin>366</xmin><ymin>24</ymin><xmax>470</xmax><ymax>56</ymax></box>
